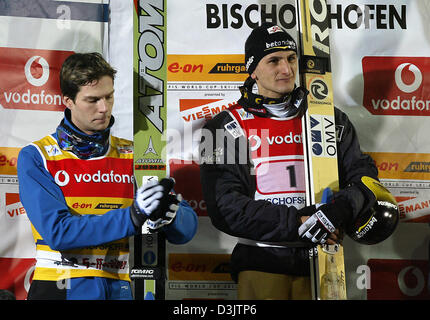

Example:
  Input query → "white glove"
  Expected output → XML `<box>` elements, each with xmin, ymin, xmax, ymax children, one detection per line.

<box><xmin>135</xmin><ymin>180</ymin><xmax>164</xmax><ymax>216</ymax></box>
<box><xmin>131</xmin><ymin>180</ymin><xmax>165</xmax><ymax>228</ymax></box>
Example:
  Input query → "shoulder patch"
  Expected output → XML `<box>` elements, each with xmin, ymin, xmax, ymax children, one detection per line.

<box><xmin>44</xmin><ymin>144</ymin><xmax>62</xmax><ymax>157</ymax></box>
<box><xmin>236</xmin><ymin>108</ymin><xmax>255</xmax><ymax>120</ymax></box>
<box><xmin>224</xmin><ymin>119</ymin><xmax>244</xmax><ymax>139</ymax></box>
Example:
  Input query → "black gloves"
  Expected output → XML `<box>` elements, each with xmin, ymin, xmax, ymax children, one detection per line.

<box><xmin>297</xmin><ymin>199</ymin><xmax>352</xmax><ymax>244</ymax></box>
<box><xmin>130</xmin><ymin>178</ymin><xmax>181</xmax><ymax>232</ymax></box>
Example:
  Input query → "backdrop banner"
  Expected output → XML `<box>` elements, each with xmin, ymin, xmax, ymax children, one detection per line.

<box><xmin>1</xmin><ymin>0</ymin><xmax>429</xmax><ymax>300</ymax></box>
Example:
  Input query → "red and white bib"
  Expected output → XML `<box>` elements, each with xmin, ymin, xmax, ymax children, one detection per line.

<box><xmin>227</xmin><ymin>105</ymin><xmax>306</xmax><ymax>210</ymax></box>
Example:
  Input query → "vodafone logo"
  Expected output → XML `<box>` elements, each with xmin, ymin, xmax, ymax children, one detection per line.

<box><xmin>397</xmin><ymin>266</ymin><xmax>426</xmax><ymax>297</ymax></box>
<box><xmin>0</xmin><ymin>47</ymin><xmax>73</xmax><ymax>111</ymax></box>
<box><xmin>367</xmin><ymin>258</ymin><xmax>430</xmax><ymax>300</ymax></box>
<box><xmin>362</xmin><ymin>56</ymin><xmax>430</xmax><ymax>116</ymax></box>
<box><xmin>248</xmin><ymin>133</ymin><xmax>302</xmax><ymax>152</ymax></box>
<box><xmin>54</xmin><ymin>170</ymin><xmax>70</xmax><ymax>187</ymax></box>
<box><xmin>25</xmin><ymin>56</ymin><xmax>50</xmax><ymax>87</ymax></box>
<box><xmin>248</xmin><ymin>135</ymin><xmax>261</xmax><ymax>151</ymax></box>
<box><xmin>53</xmin><ymin>169</ymin><xmax>133</xmax><ymax>187</ymax></box>
<box><xmin>395</xmin><ymin>63</ymin><xmax>422</xmax><ymax>94</ymax></box>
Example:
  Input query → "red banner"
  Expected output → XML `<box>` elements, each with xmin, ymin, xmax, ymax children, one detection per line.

<box><xmin>367</xmin><ymin>259</ymin><xmax>430</xmax><ymax>300</ymax></box>
<box><xmin>363</xmin><ymin>56</ymin><xmax>430</xmax><ymax>116</ymax></box>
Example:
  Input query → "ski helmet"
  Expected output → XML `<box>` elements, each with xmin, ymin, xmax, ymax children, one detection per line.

<box><xmin>346</xmin><ymin>177</ymin><xmax>399</xmax><ymax>245</ymax></box>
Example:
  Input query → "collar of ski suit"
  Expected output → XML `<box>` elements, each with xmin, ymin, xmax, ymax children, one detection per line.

<box><xmin>237</xmin><ymin>76</ymin><xmax>308</xmax><ymax>118</ymax></box>
<box><xmin>56</xmin><ymin>108</ymin><xmax>114</xmax><ymax>159</ymax></box>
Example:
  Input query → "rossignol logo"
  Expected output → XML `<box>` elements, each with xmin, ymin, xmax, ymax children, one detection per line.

<box><xmin>0</xmin><ymin>48</ymin><xmax>73</xmax><ymax>111</ymax></box>
<box><xmin>309</xmin><ymin>77</ymin><xmax>329</xmax><ymax>102</ymax></box>
<box><xmin>54</xmin><ymin>170</ymin><xmax>133</xmax><ymax>187</ymax></box>
<box><xmin>363</xmin><ymin>57</ymin><xmax>430</xmax><ymax>116</ymax></box>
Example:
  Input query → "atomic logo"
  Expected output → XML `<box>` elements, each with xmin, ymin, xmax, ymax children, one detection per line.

<box><xmin>144</xmin><ymin>137</ymin><xmax>158</xmax><ymax>155</ymax></box>
<box><xmin>395</xmin><ymin>63</ymin><xmax>422</xmax><ymax>93</ymax></box>
<box><xmin>24</xmin><ymin>56</ymin><xmax>50</xmax><ymax>87</ymax></box>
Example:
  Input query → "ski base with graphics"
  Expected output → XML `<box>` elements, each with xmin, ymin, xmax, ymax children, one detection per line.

<box><xmin>132</xmin><ymin>0</ymin><xmax>168</xmax><ymax>300</ymax></box>
<box><xmin>296</xmin><ymin>0</ymin><xmax>347</xmax><ymax>300</ymax></box>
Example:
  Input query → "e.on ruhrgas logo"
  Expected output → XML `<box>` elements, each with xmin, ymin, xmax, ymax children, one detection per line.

<box><xmin>0</xmin><ymin>47</ymin><xmax>74</xmax><ymax>111</ymax></box>
<box><xmin>362</xmin><ymin>56</ymin><xmax>430</xmax><ymax>116</ymax></box>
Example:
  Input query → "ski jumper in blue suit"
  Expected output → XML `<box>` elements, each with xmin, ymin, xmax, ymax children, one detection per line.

<box><xmin>17</xmin><ymin>110</ymin><xmax>197</xmax><ymax>300</ymax></box>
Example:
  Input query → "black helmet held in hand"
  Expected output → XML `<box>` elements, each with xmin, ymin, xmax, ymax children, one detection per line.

<box><xmin>346</xmin><ymin>177</ymin><xmax>399</xmax><ymax>245</ymax></box>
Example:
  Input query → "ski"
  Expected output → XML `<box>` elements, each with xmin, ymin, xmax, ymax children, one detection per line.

<box><xmin>296</xmin><ymin>0</ymin><xmax>347</xmax><ymax>300</ymax></box>
<box><xmin>132</xmin><ymin>0</ymin><xmax>168</xmax><ymax>300</ymax></box>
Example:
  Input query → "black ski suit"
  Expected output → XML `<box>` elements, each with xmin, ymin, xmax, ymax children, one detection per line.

<box><xmin>199</xmin><ymin>101</ymin><xmax>378</xmax><ymax>281</ymax></box>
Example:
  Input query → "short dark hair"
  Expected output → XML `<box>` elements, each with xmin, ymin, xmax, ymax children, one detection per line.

<box><xmin>60</xmin><ymin>52</ymin><xmax>117</xmax><ymax>101</ymax></box>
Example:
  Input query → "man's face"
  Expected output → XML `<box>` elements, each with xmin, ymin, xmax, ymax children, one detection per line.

<box><xmin>251</xmin><ymin>50</ymin><xmax>298</xmax><ymax>99</ymax></box>
<box><xmin>63</xmin><ymin>75</ymin><xmax>114</xmax><ymax>135</ymax></box>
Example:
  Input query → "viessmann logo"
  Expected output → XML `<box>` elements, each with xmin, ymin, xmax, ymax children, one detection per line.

<box><xmin>0</xmin><ymin>47</ymin><xmax>73</xmax><ymax>111</ymax></box>
<box><xmin>362</xmin><ymin>56</ymin><xmax>430</xmax><ymax>116</ymax></box>
<box><xmin>179</xmin><ymin>99</ymin><xmax>232</xmax><ymax>123</ymax></box>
